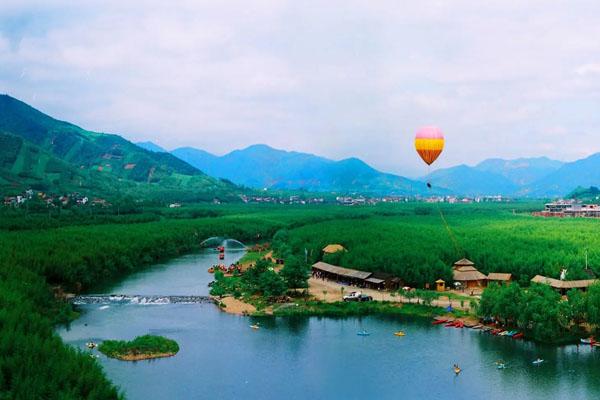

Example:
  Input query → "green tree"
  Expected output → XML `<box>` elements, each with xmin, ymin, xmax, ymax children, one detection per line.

<box><xmin>280</xmin><ymin>256</ymin><xmax>309</xmax><ymax>289</ymax></box>
<box><xmin>258</xmin><ymin>270</ymin><xmax>287</xmax><ymax>297</ymax></box>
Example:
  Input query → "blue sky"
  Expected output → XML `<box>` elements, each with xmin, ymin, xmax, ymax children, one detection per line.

<box><xmin>1</xmin><ymin>1</ymin><xmax>600</xmax><ymax>177</ymax></box>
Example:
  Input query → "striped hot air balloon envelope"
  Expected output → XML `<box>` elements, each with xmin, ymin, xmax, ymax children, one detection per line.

<box><xmin>415</xmin><ymin>126</ymin><xmax>444</xmax><ymax>165</ymax></box>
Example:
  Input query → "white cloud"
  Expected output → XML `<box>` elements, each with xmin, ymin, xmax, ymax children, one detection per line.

<box><xmin>1</xmin><ymin>0</ymin><xmax>600</xmax><ymax>177</ymax></box>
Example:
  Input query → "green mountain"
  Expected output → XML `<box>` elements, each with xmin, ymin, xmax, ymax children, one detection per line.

<box><xmin>172</xmin><ymin>144</ymin><xmax>435</xmax><ymax>195</ymax></box>
<box><xmin>0</xmin><ymin>95</ymin><xmax>237</xmax><ymax>200</ymax></box>
<box><xmin>568</xmin><ymin>186</ymin><xmax>600</xmax><ymax>201</ymax></box>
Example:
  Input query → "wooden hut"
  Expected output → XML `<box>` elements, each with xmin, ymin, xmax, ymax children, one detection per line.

<box><xmin>531</xmin><ymin>275</ymin><xmax>597</xmax><ymax>295</ymax></box>
<box><xmin>311</xmin><ymin>261</ymin><xmax>372</xmax><ymax>286</ymax></box>
<box><xmin>452</xmin><ymin>258</ymin><xmax>487</xmax><ymax>288</ymax></box>
<box><xmin>487</xmin><ymin>273</ymin><xmax>512</xmax><ymax>285</ymax></box>
<box><xmin>364</xmin><ymin>272</ymin><xmax>402</xmax><ymax>291</ymax></box>
<box><xmin>435</xmin><ymin>279</ymin><xmax>446</xmax><ymax>292</ymax></box>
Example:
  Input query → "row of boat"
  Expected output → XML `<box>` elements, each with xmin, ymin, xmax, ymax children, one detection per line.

<box><xmin>433</xmin><ymin>317</ymin><xmax>524</xmax><ymax>339</ymax></box>
<box><xmin>208</xmin><ymin>264</ymin><xmax>242</xmax><ymax>274</ymax></box>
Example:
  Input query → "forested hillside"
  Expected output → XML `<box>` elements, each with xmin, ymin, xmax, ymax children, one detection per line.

<box><xmin>0</xmin><ymin>95</ymin><xmax>238</xmax><ymax>201</ymax></box>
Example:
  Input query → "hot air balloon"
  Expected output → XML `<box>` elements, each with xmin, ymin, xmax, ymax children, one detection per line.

<box><xmin>415</xmin><ymin>126</ymin><xmax>444</xmax><ymax>166</ymax></box>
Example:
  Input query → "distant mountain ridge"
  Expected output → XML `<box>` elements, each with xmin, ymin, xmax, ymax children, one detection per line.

<box><xmin>136</xmin><ymin>141</ymin><xmax>167</xmax><ymax>153</ymax></box>
<box><xmin>172</xmin><ymin>144</ymin><xmax>435</xmax><ymax>195</ymax></box>
<box><xmin>425</xmin><ymin>156</ymin><xmax>568</xmax><ymax>196</ymax></box>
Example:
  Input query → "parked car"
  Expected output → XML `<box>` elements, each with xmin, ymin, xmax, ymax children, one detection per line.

<box><xmin>343</xmin><ymin>291</ymin><xmax>373</xmax><ymax>302</ymax></box>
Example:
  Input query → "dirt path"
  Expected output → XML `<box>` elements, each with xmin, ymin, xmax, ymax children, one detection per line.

<box><xmin>308</xmin><ymin>277</ymin><xmax>473</xmax><ymax>311</ymax></box>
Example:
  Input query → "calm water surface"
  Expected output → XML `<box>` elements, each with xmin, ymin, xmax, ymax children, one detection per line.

<box><xmin>58</xmin><ymin>251</ymin><xmax>600</xmax><ymax>400</ymax></box>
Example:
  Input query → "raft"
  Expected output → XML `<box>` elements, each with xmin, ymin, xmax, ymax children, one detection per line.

<box><xmin>453</xmin><ymin>367</ymin><xmax>461</xmax><ymax>375</ymax></box>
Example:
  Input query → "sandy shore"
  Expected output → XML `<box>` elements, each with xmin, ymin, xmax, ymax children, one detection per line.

<box><xmin>110</xmin><ymin>352</ymin><xmax>176</xmax><ymax>361</ymax></box>
<box><xmin>215</xmin><ymin>296</ymin><xmax>257</xmax><ymax>315</ymax></box>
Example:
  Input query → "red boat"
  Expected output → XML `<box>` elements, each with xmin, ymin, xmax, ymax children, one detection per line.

<box><xmin>491</xmin><ymin>329</ymin><xmax>502</xmax><ymax>335</ymax></box>
<box><xmin>454</xmin><ymin>321</ymin><xmax>464</xmax><ymax>328</ymax></box>
<box><xmin>512</xmin><ymin>333</ymin><xmax>524</xmax><ymax>339</ymax></box>
<box><xmin>444</xmin><ymin>321</ymin><xmax>456</xmax><ymax>327</ymax></box>
<box><xmin>219</xmin><ymin>253</ymin><xmax>225</xmax><ymax>260</ymax></box>
<box><xmin>432</xmin><ymin>319</ymin><xmax>448</xmax><ymax>325</ymax></box>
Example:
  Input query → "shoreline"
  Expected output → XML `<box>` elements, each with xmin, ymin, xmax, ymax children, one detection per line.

<box><xmin>109</xmin><ymin>352</ymin><xmax>177</xmax><ymax>361</ymax></box>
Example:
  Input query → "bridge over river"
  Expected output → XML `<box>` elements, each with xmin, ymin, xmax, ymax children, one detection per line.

<box><xmin>71</xmin><ymin>294</ymin><xmax>214</xmax><ymax>305</ymax></box>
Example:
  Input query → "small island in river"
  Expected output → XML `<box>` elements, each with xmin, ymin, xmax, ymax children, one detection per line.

<box><xmin>98</xmin><ymin>335</ymin><xmax>180</xmax><ymax>361</ymax></box>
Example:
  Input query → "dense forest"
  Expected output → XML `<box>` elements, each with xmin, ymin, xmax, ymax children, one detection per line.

<box><xmin>2</xmin><ymin>201</ymin><xmax>600</xmax><ymax>398</ymax></box>
<box><xmin>478</xmin><ymin>282</ymin><xmax>600</xmax><ymax>342</ymax></box>
<box><xmin>278</xmin><ymin>203</ymin><xmax>600</xmax><ymax>287</ymax></box>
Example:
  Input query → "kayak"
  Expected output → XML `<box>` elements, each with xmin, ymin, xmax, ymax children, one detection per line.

<box><xmin>581</xmin><ymin>338</ymin><xmax>596</xmax><ymax>345</ymax></box>
<box><xmin>250</xmin><ymin>324</ymin><xmax>260</xmax><ymax>330</ymax></box>
<box><xmin>532</xmin><ymin>359</ymin><xmax>544</xmax><ymax>365</ymax></box>
<box><xmin>432</xmin><ymin>319</ymin><xmax>447</xmax><ymax>325</ymax></box>
<box><xmin>357</xmin><ymin>331</ymin><xmax>371</xmax><ymax>336</ymax></box>
<box><xmin>512</xmin><ymin>332</ymin><xmax>524</xmax><ymax>339</ymax></box>
<box><xmin>454</xmin><ymin>367</ymin><xmax>461</xmax><ymax>375</ymax></box>
<box><xmin>394</xmin><ymin>331</ymin><xmax>406</xmax><ymax>337</ymax></box>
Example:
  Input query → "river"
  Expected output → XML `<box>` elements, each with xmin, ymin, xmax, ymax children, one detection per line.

<box><xmin>58</xmin><ymin>250</ymin><xmax>600</xmax><ymax>400</ymax></box>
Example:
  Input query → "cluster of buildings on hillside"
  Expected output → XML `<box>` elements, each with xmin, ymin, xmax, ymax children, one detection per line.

<box><xmin>312</xmin><ymin>245</ymin><xmax>598</xmax><ymax>296</ymax></box>
<box><xmin>238</xmin><ymin>194</ymin><xmax>325</xmax><ymax>204</ymax></box>
<box><xmin>3</xmin><ymin>189</ymin><xmax>109</xmax><ymax>208</ymax></box>
<box><xmin>533</xmin><ymin>201</ymin><xmax>600</xmax><ymax>218</ymax></box>
<box><xmin>423</xmin><ymin>195</ymin><xmax>508</xmax><ymax>204</ymax></box>
<box><xmin>335</xmin><ymin>194</ymin><xmax>508</xmax><ymax>206</ymax></box>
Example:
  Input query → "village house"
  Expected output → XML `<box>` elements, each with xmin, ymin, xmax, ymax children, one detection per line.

<box><xmin>452</xmin><ymin>258</ymin><xmax>487</xmax><ymax>289</ymax></box>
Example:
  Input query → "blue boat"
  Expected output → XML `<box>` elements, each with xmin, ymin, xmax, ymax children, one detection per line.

<box><xmin>357</xmin><ymin>330</ymin><xmax>370</xmax><ymax>336</ymax></box>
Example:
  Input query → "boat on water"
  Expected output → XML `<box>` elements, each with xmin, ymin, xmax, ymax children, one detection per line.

<box><xmin>208</xmin><ymin>267</ymin><xmax>215</xmax><ymax>273</ymax></box>
<box><xmin>497</xmin><ymin>363</ymin><xmax>507</xmax><ymax>369</ymax></box>
<box><xmin>85</xmin><ymin>342</ymin><xmax>97</xmax><ymax>349</ymax></box>
<box><xmin>532</xmin><ymin>358</ymin><xmax>544</xmax><ymax>365</ymax></box>
<box><xmin>394</xmin><ymin>331</ymin><xmax>405</xmax><ymax>337</ymax></box>
<box><xmin>357</xmin><ymin>330</ymin><xmax>371</xmax><ymax>336</ymax></box>
<box><xmin>453</xmin><ymin>364</ymin><xmax>461</xmax><ymax>375</ymax></box>
<box><xmin>512</xmin><ymin>332</ymin><xmax>524</xmax><ymax>339</ymax></box>
<box><xmin>581</xmin><ymin>337</ymin><xmax>596</xmax><ymax>345</ymax></box>
<box><xmin>250</xmin><ymin>324</ymin><xmax>260</xmax><ymax>330</ymax></box>
<box><xmin>432</xmin><ymin>319</ymin><xmax>447</xmax><ymax>325</ymax></box>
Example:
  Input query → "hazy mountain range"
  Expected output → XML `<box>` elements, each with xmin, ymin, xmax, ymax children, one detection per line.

<box><xmin>1</xmin><ymin>94</ymin><xmax>598</xmax><ymax>199</ymax></box>
<box><xmin>140</xmin><ymin>140</ymin><xmax>600</xmax><ymax>198</ymax></box>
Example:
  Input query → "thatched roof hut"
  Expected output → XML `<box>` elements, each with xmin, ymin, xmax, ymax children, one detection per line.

<box><xmin>322</xmin><ymin>244</ymin><xmax>346</xmax><ymax>254</ymax></box>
